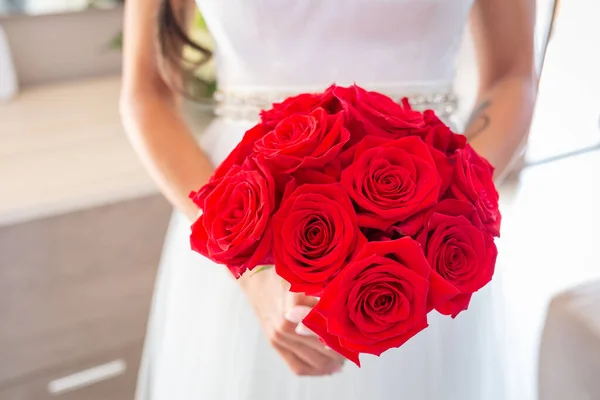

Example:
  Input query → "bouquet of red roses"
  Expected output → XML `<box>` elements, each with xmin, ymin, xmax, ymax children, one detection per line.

<box><xmin>189</xmin><ymin>85</ymin><xmax>500</xmax><ymax>366</ymax></box>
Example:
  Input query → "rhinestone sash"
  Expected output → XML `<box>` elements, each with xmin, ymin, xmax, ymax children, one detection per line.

<box><xmin>214</xmin><ymin>89</ymin><xmax>459</xmax><ymax>123</ymax></box>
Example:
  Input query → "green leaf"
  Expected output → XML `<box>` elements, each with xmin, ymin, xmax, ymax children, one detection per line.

<box><xmin>187</xmin><ymin>76</ymin><xmax>218</xmax><ymax>99</ymax></box>
<box><xmin>249</xmin><ymin>265</ymin><xmax>274</xmax><ymax>277</ymax></box>
<box><xmin>195</xmin><ymin>10</ymin><xmax>209</xmax><ymax>31</ymax></box>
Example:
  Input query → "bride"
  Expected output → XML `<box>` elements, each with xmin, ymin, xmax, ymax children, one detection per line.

<box><xmin>120</xmin><ymin>0</ymin><xmax>536</xmax><ymax>399</ymax></box>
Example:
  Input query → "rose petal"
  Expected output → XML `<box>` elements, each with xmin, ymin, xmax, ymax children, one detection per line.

<box><xmin>302</xmin><ymin>309</ymin><xmax>361</xmax><ymax>366</ymax></box>
<box><xmin>437</xmin><ymin>293</ymin><xmax>473</xmax><ymax>318</ymax></box>
<box><xmin>427</xmin><ymin>270</ymin><xmax>460</xmax><ymax>312</ymax></box>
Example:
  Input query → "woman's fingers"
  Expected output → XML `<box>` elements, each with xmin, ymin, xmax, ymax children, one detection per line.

<box><xmin>285</xmin><ymin>305</ymin><xmax>319</xmax><ymax>337</ymax></box>
<box><xmin>276</xmin><ymin>296</ymin><xmax>345</xmax><ymax>374</ymax></box>
<box><xmin>284</xmin><ymin>304</ymin><xmax>346</xmax><ymax>363</ymax></box>
<box><xmin>289</xmin><ymin>293</ymin><xmax>319</xmax><ymax>308</ymax></box>
<box><xmin>290</xmin><ymin>331</ymin><xmax>346</xmax><ymax>366</ymax></box>
<box><xmin>295</xmin><ymin>322</ymin><xmax>317</xmax><ymax>336</ymax></box>
<box><xmin>271</xmin><ymin>315</ymin><xmax>339</xmax><ymax>375</ymax></box>
<box><xmin>272</xmin><ymin>342</ymin><xmax>321</xmax><ymax>376</ymax></box>
<box><xmin>294</xmin><ymin>333</ymin><xmax>346</xmax><ymax>363</ymax></box>
<box><xmin>282</xmin><ymin>306</ymin><xmax>344</xmax><ymax>364</ymax></box>
<box><xmin>276</xmin><ymin>334</ymin><xmax>342</xmax><ymax>375</ymax></box>
<box><xmin>284</xmin><ymin>305</ymin><xmax>313</xmax><ymax>325</ymax></box>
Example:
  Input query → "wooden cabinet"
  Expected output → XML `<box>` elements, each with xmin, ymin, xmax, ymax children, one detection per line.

<box><xmin>0</xmin><ymin>195</ymin><xmax>171</xmax><ymax>399</ymax></box>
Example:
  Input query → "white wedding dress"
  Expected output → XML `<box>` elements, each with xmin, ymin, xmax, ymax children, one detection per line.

<box><xmin>137</xmin><ymin>1</ymin><xmax>506</xmax><ymax>399</ymax></box>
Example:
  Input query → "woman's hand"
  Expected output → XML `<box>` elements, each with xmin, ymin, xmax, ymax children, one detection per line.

<box><xmin>239</xmin><ymin>267</ymin><xmax>345</xmax><ymax>376</ymax></box>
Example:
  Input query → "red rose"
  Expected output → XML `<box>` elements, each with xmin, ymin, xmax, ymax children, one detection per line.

<box><xmin>420</xmin><ymin>110</ymin><xmax>466</xmax><ymax>155</ymax></box>
<box><xmin>341</xmin><ymin>135</ymin><xmax>442</xmax><ymax>230</ymax></box>
<box><xmin>254</xmin><ymin>108</ymin><xmax>350</xmax><ymax>175</ymax></box>
<box><xmin>302</xmin><ymin>238</ymin><xmax>458</xmax><ymax>366</ymax></box>
<box><xmin>448</xmin><ymin>145</ymin><xmax>501</xmax><ymax>237</ymax></box>
<box><xmin>416</xmin><ymin>199</ymin><xmax>497</xmax><ymax>317</ymax></box>
<box><xmin>189</xmin><ymin>158</ymin><xmax>275</xmax><ymax>278</ymax></box>
<box><xmin>363</xmin><ymin>209</ymin><xmax>429</xmax><ymax>241</ymax></box>
<box><xmin>428</xmin><ymin>148</ymin><xmax>454</xmax><ymax>199</ymax></box>
<box><xmin>291</xmin><ymin>167</ymin><xmax>339</xmax><ymax>186</ymax></box>
<box><xmin>407</xmin><ymin>110</ymin><xmax>466</xmax><ymax>196</ymax></box>
<box><xmin>272</xmin><ymin>181</ymin><xmax>366</xmax><ymax>295</ymax></box>
<box><xmin>333</xmin><ymin>86</ymin><xmax>425</xmax><ymax>142</ymax></box>
<box><xmin>211</xmin><ymin>123</ymin><xmax>267</xmax><ymax>181</ymax></box>
<box><xmin>259</xmin><ymin>88</ymin><xmax>336</xmax><ymax>130</ymax></box>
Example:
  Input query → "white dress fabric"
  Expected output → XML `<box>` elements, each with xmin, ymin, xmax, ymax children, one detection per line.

<box><xmin>137</xmin><ymin>1</ymin><xmax>507</xmax><ymax>399</ymax></box>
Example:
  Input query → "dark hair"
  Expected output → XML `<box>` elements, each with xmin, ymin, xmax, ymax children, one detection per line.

<box><xmin>157</xmin><ymin>0</ymin><xmax>213</xmax><ymax>96</ymax></box>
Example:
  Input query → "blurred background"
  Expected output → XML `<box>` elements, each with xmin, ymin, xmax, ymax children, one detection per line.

<box><xmin>1</xmin><ymin>0</ymin><xmax>599</xmax><ymax>399</ymax></box>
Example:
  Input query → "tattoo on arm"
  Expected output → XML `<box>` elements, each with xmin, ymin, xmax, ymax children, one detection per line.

<box><xmin>465</xmin><ymin>100</ymin><xmax>491</xmax><ymax>141</ymax></box>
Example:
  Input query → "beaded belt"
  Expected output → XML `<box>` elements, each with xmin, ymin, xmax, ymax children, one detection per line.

<box><xmin>214</xmin><ymin>89</ymin><xmax>459</xmax><ymax>123</ymax></box>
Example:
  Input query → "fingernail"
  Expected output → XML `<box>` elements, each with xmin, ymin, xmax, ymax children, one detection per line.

<box><xmin>284</xmin><ymin>306</ymin><xmax>311</xmax><ymax>324</ymax></box>
<box><xmin>295</xmin><ymin>323</ymin><xmax>315</xmax><ymax>336</ymax></box>
<box><xmin>331</xmin><ymin>364</ymin><xmax>342</xmax><ymax>373</ymax></box>
<box><xmin>280</xmin><ymin>279</ymin><xmax>291</xmax><ymax>290</ymax></box>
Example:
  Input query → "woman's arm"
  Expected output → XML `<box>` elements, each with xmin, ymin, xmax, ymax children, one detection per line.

<box><xmin>120</xmin><ymin>0</ymin><xmax>213</xmax><ymax>220</ymax></box>
<box><xmin>466</xmin><ymin>0</ymin><xmax>537</xmax><ymax>182</ymax></box>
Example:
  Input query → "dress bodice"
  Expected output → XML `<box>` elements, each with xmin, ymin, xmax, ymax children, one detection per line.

<box><xmin>196</xmin><ymin>0</ymin><xmax>474</xmax><ymax>94</ymax></box>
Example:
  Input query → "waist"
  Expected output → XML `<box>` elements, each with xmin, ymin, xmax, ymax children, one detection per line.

<box><xmin>213</xmin><ymin>83</ymin><xmax>459</xmax><ymax>123</ymax></box>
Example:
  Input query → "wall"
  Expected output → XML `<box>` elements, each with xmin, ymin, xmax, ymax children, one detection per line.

<box><xmin>0</xmin><ymin>6</ymin><xmax>123</xmax><ymax>86</ymax></box>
